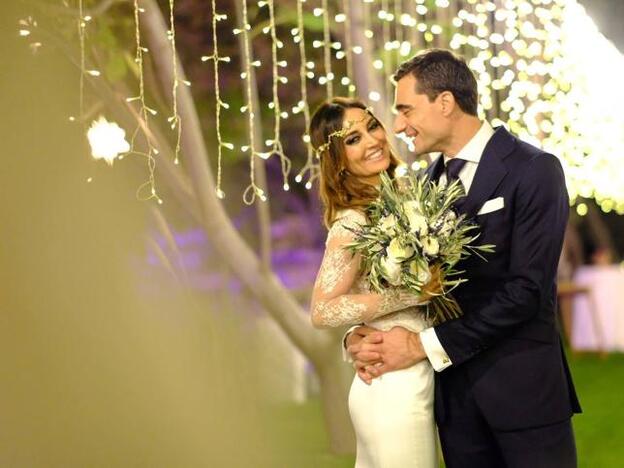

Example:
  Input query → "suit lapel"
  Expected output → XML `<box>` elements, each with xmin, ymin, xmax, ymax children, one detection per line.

<box><xmin>425</xmin><ymin>153</ymin><xmax>445</xmax><ymax>181</ymax></box>
<box><xmin>459</xmin><ymin>127</ymin><xmax>514</xmax><ymax>218</ymax></box>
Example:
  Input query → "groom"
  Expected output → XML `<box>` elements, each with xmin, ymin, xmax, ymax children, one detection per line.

<box><xmin>346</xmin><ymin>49</ymin><xmax>581</xmax><ymax>467</ymax></box>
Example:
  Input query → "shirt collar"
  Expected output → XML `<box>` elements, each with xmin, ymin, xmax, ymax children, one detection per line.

<box><xmin>443</xmin><ymin>121</ymin><xmax>494</xmax><ymax>165</ymax></box>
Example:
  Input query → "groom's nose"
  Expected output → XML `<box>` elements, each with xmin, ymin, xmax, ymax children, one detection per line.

<box><xmin>393</xmin><ymin>114</ymin><xmax>406</xmax><ymax>135</ymax></box>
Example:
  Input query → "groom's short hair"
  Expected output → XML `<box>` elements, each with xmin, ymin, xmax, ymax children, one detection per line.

<box><xmin>393</xmin><ymin>49</ymin><xmax>479</xmax><ymax>116</ymax></box>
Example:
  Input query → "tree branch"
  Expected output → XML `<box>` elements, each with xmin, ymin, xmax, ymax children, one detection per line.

<box><xmin>138</xmin><ymin>0</ymin><xmax>333</xmax><ymax>360</ymax></box>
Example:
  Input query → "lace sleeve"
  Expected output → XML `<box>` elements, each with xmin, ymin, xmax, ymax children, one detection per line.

<box><xmin>310</xmin><ymin>209</ymin><xmax>425</xmax><ymax>329</ymax></box>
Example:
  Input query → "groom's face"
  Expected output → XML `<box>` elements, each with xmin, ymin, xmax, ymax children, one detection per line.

<box><xmin>393</xmin><ymin>74</ymin><xmax>450</xmax><ymax>155</ymax></box>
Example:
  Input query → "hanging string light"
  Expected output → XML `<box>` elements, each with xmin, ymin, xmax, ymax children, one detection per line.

<box><xmin>77</xmin><ymin>0</ymin><xmax>86</xmax><ymax>118</ymax></box>
<box><xmin>202</xmin><ymin>0</ymin><xmax>230</xmax><ymax>199</ymax></box>
<box><xmin>73</xmin><ymin>6</ymin><xmax>101</xmax><ymax>113</ymax></box>
<box><xmin>52</xmin><ymin>0</ymin><xmax>624</xmax><ymax>212</ymax></box>
<box><xmin>127</xmin><ymin>0</ymin><xmax>161</xmax><ymax>204</ymax></box>
<box><xmin>321</xmin><ymin>0</ymin><xmax>333</xmax><ymax>98</ymax></box>
<box><xmin>265</xmin><ymin>0</ymin><xmax>293</xmax><ymax>191</ymax></box>
<box><xmin>380</xmin><ymin>0</ymin><xmax>392</xmax><ymax>104</ymax></box>
<box><xmin>361</xmin><ymin>0</ymin><xmax>383</xmax><ymax>105</ymax></box>
<box><xmin>342</xmin><ymin>0</ymin><xmax>356</xmax><ymax>97</ymax></box>
<box><xmin>166</xmin><ymin>0</ymin><xmax>183</xmax><ymax>166</ymax></box>
<box><xmin>239</xmin><ymin>0</ymin><xmax>266</xmax><ymax>204</ymax></box>
<box><xmin>293</xmin><ymin>0</ymin><xmax>317</xmax><ymax>189</ymax></box>
<box><xmin>393</xmin><ymin>0</ymin><xmax>404</xmax><ymax>62</ymax></box>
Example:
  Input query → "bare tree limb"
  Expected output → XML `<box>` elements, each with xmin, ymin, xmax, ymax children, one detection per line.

<box><xmin>138</xmin><ymin>0</ymin><xmax>334</xmax><ymax>360</ymax></box>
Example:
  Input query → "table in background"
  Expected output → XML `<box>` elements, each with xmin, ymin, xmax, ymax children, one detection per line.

<box><xmin>572</xmin><ymin>265</ymin><xmax>624</xmax><ymax>352</ymax></box>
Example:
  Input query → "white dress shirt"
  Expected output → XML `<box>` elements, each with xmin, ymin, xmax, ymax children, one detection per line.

<box><xmin>420</xmin><ymin>121</ymin><xmax>495</xmax><ymax>371</ymax></box>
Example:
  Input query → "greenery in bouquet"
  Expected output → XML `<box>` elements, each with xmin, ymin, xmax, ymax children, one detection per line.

<box><xmin>344</xmin><ymin>169</ymin><xmax>494</xmax><ymax>325</ymax></box>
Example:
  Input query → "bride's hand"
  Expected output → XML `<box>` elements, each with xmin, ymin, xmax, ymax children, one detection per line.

<box><xmin>347</xmin><ymin>326</ymin><xmax>384</xmax><ymax>385</ymax></box>
<box><xmin>346</xmin><ymin>325</ymin><xmax>373</xmax><ymax>349</ymax></box>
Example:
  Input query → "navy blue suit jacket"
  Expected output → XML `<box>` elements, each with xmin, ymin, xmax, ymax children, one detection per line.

<box><xmin>426</xmin><ymin>127</ymin><xmax>581</xmax><ymax>431</ymax></box>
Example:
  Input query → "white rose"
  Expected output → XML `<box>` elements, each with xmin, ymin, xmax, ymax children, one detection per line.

<box><xmin>409</xmin><ymin>261</ymin><xmax>432</xmax><ymax>284</ymax></box>
<box><xmin>421</xmin><ymin>236</ymin><xmax>440</xmax><ymax>256</ymax></box>
<box><xmin>406</xmin><ymin>211</ymin><xmax>428</xmax><ymax>236</ymax></box>
<box><xmin>402</xmin><ymin>200</ymin><xmax>422</xmax><ymax>215</ymax></box>
<box><xmin>381</xmin><ymin>256</ymin><xmax>402</xmax><ymax>286</ymax></box>
<box><xmin>379</xmin><ymin>214</ymin><xmax>397</xmax><ymax>232</ymax></box>
<box><xmin>403</xmin><ymin>200</ymin><xmax>428</xmax><ymax>234</ymax></box>
<box><xmin>387</xmin><ymin>237</ymin><xmax>414</xmax><ymax>262</ymax></box>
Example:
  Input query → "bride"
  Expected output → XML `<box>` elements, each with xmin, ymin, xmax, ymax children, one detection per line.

<box><xmin>309</xmin><ymin>97</ymin><xmax>438</xmax><ymax>468</ymax></box>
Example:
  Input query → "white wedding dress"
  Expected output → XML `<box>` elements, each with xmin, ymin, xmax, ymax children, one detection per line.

<box><xmin>311</xmin><ymin>209</ymin><xmax>438</xmax><ymax>468</ymax></box>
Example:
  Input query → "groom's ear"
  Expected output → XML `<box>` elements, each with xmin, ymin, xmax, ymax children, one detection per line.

<box><xmin>438</xmin><ymin>91</ymin><xmax>456</xmax><ymax>117</ymax></box>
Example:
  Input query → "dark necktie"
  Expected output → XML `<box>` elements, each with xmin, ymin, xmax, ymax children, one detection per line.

<box><xmin>445</xmin><ymin>158</ymin><xmax>467</xmax><ymax>210</ymax></box>
<box><xmin>444</xmin><ymin>158</ymin><xmax>466</xmax><ymax>190</ymax></box>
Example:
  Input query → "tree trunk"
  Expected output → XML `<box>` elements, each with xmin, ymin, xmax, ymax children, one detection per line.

<box><xmin>139</xmin><ymin>0</ymin><xmax>355</xmax><ymax>453</ymax></box>
<box><xmin>317</xmin><ymin>345</ymin><xmax>357</xmax><ymax>454</ymax></box>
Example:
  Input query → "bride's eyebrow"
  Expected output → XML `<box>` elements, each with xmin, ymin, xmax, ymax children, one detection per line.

<box><xmin>344</xmin><ymin>116</ymin><xmax>375</xmax><ymax>139</ymax></box>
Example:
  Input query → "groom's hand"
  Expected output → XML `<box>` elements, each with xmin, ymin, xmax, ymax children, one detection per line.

<box><xmin>365</xmin><ymin>327</ymin><xmax>427</xmax><ymax>378</ymax></box>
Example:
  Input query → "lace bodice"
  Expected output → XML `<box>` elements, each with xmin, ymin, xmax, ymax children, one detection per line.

<box><xmin>310</xmin><ymin>209</ymin><xmax>428</xmax><ymax>332</ymax></box>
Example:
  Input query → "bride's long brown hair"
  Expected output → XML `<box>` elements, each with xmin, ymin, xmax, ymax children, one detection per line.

<box><xmin>309</xmin><ymin>97</ymin><xmax>402</xmax><ymax>228</ymax></box>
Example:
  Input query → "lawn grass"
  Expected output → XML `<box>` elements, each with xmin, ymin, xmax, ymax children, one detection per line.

<box><xmin>270</xmin><ymin>353</ymin><xmax>623</xmax><ymax>467</ymax></box>
<box><xmin>570</xmin><ymin>352</ymin><xmax>624</xmax><ymax>467</ymax></box>
<box><xmin>267</xmin><ymin>399</ymin><xmax>355</xmax><ymax>468</ymax></box>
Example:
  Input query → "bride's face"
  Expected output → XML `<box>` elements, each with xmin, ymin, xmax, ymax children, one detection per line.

<box><xmin>341</xmin><ymin>108</ymin><xmax>391</xmax><ymax>184</ymax></box>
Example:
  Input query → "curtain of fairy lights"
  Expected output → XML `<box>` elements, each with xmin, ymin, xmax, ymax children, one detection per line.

<box><xmin>35</xmin><ymin>0</ymin><xmax>623</xmax><ymax>213</ymax></box>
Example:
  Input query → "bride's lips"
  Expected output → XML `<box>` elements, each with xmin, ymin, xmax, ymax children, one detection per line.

<box><xmin>364</xmin><ymin>147</ymin><xmax>385</xmax><ymax>162</ymax></box>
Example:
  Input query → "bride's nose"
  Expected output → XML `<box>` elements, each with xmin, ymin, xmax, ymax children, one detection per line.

<box><xmin>364</xmin><ymin>130</ymin><xmax>381</xmax><ymax>147</ymax></box>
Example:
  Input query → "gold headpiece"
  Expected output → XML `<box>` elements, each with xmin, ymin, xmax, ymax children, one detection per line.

<box><xmin>313</xmin><ymin>107</ymin><xmax>375</xmax><ymax>157</ymax></box>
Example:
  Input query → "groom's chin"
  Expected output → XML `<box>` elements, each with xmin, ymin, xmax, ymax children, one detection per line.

<box><xmin>410</xmin><ymin>146</ymin><xmax>428</xmax><ymax>157</ymax></box>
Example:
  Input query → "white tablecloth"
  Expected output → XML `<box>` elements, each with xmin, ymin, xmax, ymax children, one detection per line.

<box><xmin>571</xmin><ymin>265</ymin><xmax>624</xmax><ymax>351</ymax></box>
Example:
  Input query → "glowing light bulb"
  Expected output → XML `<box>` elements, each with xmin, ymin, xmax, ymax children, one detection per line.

<box><xmin>87</xmin><ymin>117</ymin><xmax>130</xmax><ymax>165</ymax></box>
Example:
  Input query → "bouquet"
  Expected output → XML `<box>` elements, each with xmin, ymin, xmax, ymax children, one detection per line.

<box><xmin>344</xmin><ymin>169</ymin><xmax>494</xmax><ymax>325</ymax></box>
